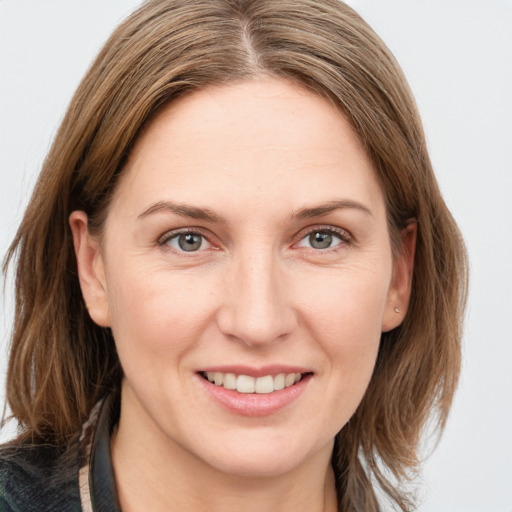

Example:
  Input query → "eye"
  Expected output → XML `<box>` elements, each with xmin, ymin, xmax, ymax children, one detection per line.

<box><xmin>162</xmin><ymin>231</ymin><xmax>211</xmax><ymax>252</ymax></box>
<box><xmin>297</xmin><ymin>228</ymin><xmax>348</xmax><ymax>250</ymax></box>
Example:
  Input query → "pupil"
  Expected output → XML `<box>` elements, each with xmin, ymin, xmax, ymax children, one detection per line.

<box><xmin>310</xmin><ymin>232</ymin><xmax>332</xmax><ymax>249</ymax></box>
<box><xmin>178</xmin><ymin>233</ymin><xmax>202</xmax><ymax>251</ymax></box>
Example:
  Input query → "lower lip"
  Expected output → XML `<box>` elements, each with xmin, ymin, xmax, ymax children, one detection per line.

<box><xmin>197</xmin><ymin>374</ymin><xmax>312</xmax><ymax>417</ymax></box>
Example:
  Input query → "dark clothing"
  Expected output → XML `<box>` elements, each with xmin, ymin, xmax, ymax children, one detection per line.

<box><xmin>0</xmin><ymin>394</ymin><xmax>121</xmax><ymax>512</ymax></box>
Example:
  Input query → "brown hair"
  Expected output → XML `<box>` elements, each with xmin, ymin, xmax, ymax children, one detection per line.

<box><xmin>2</xmin><ymin>0</ymin><xmax>468</xmax><ymax>510</ymax></box>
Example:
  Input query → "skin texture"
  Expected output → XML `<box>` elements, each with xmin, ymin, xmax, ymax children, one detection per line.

<box><xmin>70</xmin><ymin>78</ymin><xmax>415</xmax><ymax>512</ymax></box>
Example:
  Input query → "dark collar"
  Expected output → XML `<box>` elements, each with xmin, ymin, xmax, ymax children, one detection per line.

<box><xmin>78</xmin><ymin>392</ymin><xmax>122</xmax><ymax>512</ymax></box>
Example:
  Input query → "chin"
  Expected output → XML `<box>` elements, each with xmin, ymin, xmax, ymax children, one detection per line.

<box><xmin>195</xmin><ymin>431</ymin><xmax>333</xmax><ymax>479</ymax></box>
<box><xmin>210</xmin><ymin>453</ymin><xmax>306</xmax><ymax>479</ymax></box>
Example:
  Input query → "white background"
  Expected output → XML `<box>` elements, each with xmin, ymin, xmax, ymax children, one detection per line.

<box><xmin>0</xmin><ymin>1</ymin><xmax>511</xmax><ymax>510</ymax></box>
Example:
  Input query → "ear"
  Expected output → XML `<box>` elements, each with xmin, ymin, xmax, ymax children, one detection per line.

<box><xmin>381</xmin><ymin>221</ymin><xmax>417</xmax><ymax>333</ymax></box>
<box><xmin>69</xmin><ymin>211</ymin><xmax>111</xmax><ymax>327</ymax></box>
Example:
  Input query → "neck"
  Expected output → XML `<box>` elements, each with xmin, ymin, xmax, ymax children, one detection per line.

<box><xmin>110</xmin><ymin>388</ymin><xmax>338</xmax><ymax>512</ymax></box>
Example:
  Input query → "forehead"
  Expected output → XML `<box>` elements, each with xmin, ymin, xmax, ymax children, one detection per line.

<box><xmin>111</xmin><ymin>77</ymin><xmax>384</xmax><ymax>219</ymax></box>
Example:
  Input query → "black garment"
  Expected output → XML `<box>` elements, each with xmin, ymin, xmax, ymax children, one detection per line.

<box><xmin>0</xmin><ymin>393</ymin><xmax>121</xmax><ymax>512</ymax></box>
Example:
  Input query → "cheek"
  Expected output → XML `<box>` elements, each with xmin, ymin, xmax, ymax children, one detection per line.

<box><xmin>280</xmin><ymin>268</ymin><xmax>388</xmax><ymax>440</ymax></box>
<box><xmin>297</xmin><ymin>266</ymin><xmax>388</xmax><ymax>384</ymax></box>
<box><xmin>300</xmin><ymin>264</ymin><xmax>389</xmax><ymax>339</ymax></box>
<box><xmin>105</xmin><ymin>262</ymin><xmax>219</xmax><ymax>362</ymax></box>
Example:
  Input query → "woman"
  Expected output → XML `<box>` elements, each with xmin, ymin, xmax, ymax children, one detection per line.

<box><xmin>0</xmin><ymin>0</ymin><xmax>467</xmax><ymax>511</ymax></box>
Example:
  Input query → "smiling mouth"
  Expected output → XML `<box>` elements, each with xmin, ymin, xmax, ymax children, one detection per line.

<box><xmin>200</xmin><ymin>371</ymin><xmax>312</xmax><ymax>394</ymax></box>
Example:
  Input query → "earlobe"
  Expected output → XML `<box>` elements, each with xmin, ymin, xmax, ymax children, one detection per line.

<box><xmin>69</xmin><ymin>211</ymin><xmax>111</xmax><ymax>327</ymax></box>
<box><xmin>381</xmin><ymin>221</ymin><xmax>417</xmax><ymax>333</ymax></box>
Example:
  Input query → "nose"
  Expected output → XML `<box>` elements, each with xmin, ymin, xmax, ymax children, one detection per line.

<box><xmin>216</xmin><ymin>250</ymin><xmax>297</xmax><ymax>347</ymax></box>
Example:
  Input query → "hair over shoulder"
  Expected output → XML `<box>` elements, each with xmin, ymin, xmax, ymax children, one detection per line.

<box><xmin>2</xmin><ymin>1</ymin><xmax>468</xmax><ymax>510</ymax></box>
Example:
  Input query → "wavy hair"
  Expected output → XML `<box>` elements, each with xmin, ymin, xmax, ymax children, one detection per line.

<box><xmin>2</xmin><ymin>1</ymin><xmax>468</xmax><ymax>510</ymax></box>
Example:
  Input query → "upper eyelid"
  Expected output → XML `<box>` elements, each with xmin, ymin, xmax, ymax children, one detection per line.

<box><xmin>293</xmin><ymin>224</ymin><xmax>353</xmax><ymax>243</ymax></box>
<box><xmin>157</xmin><ymin>227</ymin><xmax>213</xmax><ymax>246</ymax></box>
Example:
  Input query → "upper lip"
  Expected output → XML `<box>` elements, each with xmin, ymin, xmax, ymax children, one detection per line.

<box><xmin>197</xmin><ymin>365</ymin><xmax>313</xmax><ymax>378</ymax></box>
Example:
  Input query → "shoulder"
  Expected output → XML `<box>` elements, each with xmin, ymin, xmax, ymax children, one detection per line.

<box><xmin>0</xmin><ymin>439</ymin><xmax>82</xmax><ymax>512</ymax></box>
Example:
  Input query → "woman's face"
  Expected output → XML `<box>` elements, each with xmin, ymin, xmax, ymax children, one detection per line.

<box><xmin>72</xmin><ymin>78</ymin><xmax>411</xmax><ymax>478</ymax></box>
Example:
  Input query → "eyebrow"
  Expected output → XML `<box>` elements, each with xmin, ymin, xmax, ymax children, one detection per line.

<box><xmin>138</xmin><ymin>198</ymin><xmax>372</xmax><ymax>223</ymax></box>
<box><xmin>291</xmin><ymin>199</ymin><xmax>373</xmax><ymax>220</ymax></box>
<box><xmin>138</xmin><ymin>201</ymin><xmax>227</xmax><ymax>224</ymax></box>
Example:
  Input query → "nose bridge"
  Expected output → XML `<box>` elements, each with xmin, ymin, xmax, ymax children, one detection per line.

<box><xmin>218</xmin><ymin>245</ymin><xmax>295</xmax><ymax>346</ymax></box>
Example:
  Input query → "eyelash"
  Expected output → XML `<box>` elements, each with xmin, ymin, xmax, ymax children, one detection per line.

<box><xmin>295</xmin><ymin>225</ymin><xmax>352</xmax><ymax>252</ymax></box>
<box><xmin>157</xmin><ymin>228</ymin><xmax>214</xmax><ymax>253</ymax></box>
<box><xmin>157</xmin><ymin>225</ymin><xmax>352</xmax><ymax>254</ymax></box>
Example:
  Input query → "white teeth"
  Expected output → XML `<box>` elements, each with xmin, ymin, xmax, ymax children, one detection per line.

<box><xmin>285</xmin><ymin>373</ymin><xmax>296</xmax><ymax>387</ymax></box>
<box><xmin>237</xmin><ymin>375</ymin><xmax>255</xmax><ymax>393</ymax></box>
<box><xmin>223</xmin><ymin>373</ymin><xmax>237</xmax><ymax>390</ymax></box>
<box><xmin>204</xmin><ymin>371</ymin><xmax>304</xmax><ymax>393</ymax></box>
<box><xmin>255</xmin><ymin>375</ymin><xmax>274</xmax><ymax>394</ymax></box>
<box><xmin>274</xmin><ymin>373</ymin><xmax>285</xmax><ymax>391</ymax></box>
